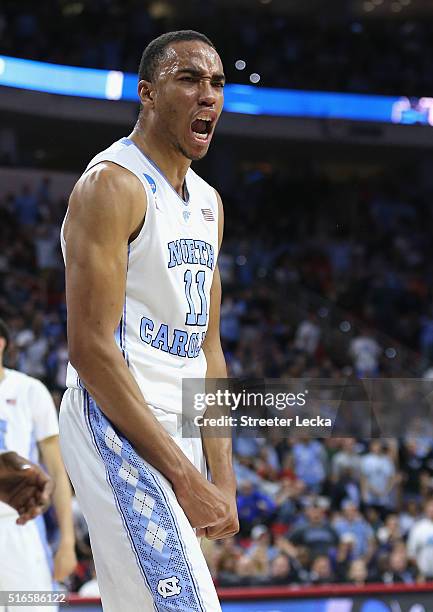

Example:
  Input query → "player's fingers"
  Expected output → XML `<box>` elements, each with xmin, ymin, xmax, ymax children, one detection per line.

<box><xmin>39</xmin><ymin>479</ymin><xmax>54</xmax><ymax>506</ymax></box>
<box><xmin>16</xmin><ymin>505</ymin><xmax>41</xmax><ymax>525</ymax></box>
<box><xmin>205</xmin><ymin>520</ymin><xmax>239</xmax><ymax>540</ymax></box>
<box><xmin>196</xmin><ymin>527</ymin><xmax>206</xmax><ymax>538</ymax></box>
<box><xmin>8</xmin><ymin>485</ymin><xmax>38</xmax><ymax>510</ymax></box>
<box><xmin>16</xmin><ymin>497</ymin><xmax>38</xmax><ymax>517</ymax></box>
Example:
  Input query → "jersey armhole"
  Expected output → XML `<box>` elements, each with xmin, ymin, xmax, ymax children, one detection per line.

<box><xmin>84</xmin><ymin>158</ymin><xmax>155</xmax><ymax>251</ymax></box>
<box><xmin>128</xmin><ymin>173</ymin><xmax>154</xmax><ymax>251</ymax></box>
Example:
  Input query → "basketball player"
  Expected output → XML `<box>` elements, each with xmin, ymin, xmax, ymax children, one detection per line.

<box><xmin>60</xmin><ymin>30</ymin><xmax>238</xmax><ymax>610</ymax></box>
<box><xmin>0</xmin><ymin>319</ymin><xmax>76</xmax><ymax>607</ymax></box>
<box><xmin>0</xmin><ymin>451</ymin><xmax>52</xmax><ymax>523</ymax></box>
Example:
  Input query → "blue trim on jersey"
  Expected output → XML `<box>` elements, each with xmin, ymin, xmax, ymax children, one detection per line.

<box><xmin>35</xmin><ymin>513</ymin><xmax>54</xmax><ymax>578</ymax></box>
<box><xmin>84</xmin><ymin>392</ymin><xmax>205</xmax><ymax>611</ymax></box>
<box><xmin>82</xmin><ymin>392</ymin><xmax>158</xmax><ymax>612</ymax></box>
<box><xmin>28</xmin><ymin>428</ymin><xmax>38</xmax><ymax>464</ymax></box>
<box><xmin>114</xmin><ymin>245</ymin><xmax>130</xmax><ymax>365</ymax></box>
<box><xmin>0</xmin><ymin>419</ymin><xmax>7</xmax><ymax>450</ymax></box>
<box><xmin>121</xmin><ymin>138</ymin><xmax>190</xmax><ymax>206</ymax></box>
<box><xmin>114</xmin><ymin>322</ymin><xmax>121</xmax><ymax>346</ymax></box>
<box><xmin>123</xmin><ymin>245</ymin><xmax>130</xmax><ymax>366</ymax></box>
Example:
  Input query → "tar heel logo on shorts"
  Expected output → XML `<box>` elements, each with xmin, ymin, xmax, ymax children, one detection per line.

<box><xmin>157</xmin><ymin>576</ymin><xmax>182</xmax><ymax>599</ymax></box>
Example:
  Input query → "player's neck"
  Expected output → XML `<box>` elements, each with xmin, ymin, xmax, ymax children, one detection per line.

<box><xmin>129</xmin><ymin>127</ymin><xmax>190</xmax><ymax>198</ymax></box>
<box><xmin>0</xmin><ymin>366</ymin><xmax>4</xmax><ymax>382</ymax></box>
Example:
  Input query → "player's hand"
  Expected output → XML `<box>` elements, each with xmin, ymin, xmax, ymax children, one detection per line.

<box><xmin>53</xmin><ymin>540</ymin><xmax>77</xmax><ymax>582</ymax></box>
<box><xmin>198</xmin><ymin>489</ymin><xmax>239</xmax><ymax>541</ymax></box>
<box><xmin>174</xmin><ymin>468</ymin><xmax>231</xmax><ymax>533</ymax></box>
<box><xmin>0</xmin><ymin>452</ymin><xmax>53</xmax><ymax>524</ymax></box>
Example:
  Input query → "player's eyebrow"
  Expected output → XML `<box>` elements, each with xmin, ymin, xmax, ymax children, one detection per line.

<box><xmin>177</xmin><ymin>68</ymin><xmax>226</xmax><ymax>83</ymax></box>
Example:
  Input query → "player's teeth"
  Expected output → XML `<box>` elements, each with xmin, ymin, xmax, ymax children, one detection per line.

<box><xmin>193</xmin><ymin>131</ymin><xmax>208</xmax><ymax>140</ymax></box>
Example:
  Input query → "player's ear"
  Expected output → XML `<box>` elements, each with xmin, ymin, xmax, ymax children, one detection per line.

<box><xmin>138</xmin><ymin>80</ymin><xmax>155</xmax><ymax>108</ymax></box>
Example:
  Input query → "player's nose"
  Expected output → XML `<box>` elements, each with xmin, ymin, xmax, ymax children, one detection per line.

<box><xmin>198</xmin><ymin>80</ymin><xmax>217</xmax><ymax>106</ymax></box>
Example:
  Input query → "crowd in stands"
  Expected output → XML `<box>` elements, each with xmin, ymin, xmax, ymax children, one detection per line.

<box><xmin>1</xmin><ymin>0</ymin><xmax>433</xmax><ymax>96</ymax></box>
<box><xmin>3</xmin><ymin>157</ymin><xmax>433</xmax><ymax>591</ymax></box>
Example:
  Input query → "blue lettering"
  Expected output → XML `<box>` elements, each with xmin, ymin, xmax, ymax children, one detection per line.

<box><xmin>207</xmin><ymin>244</ymin><xmax>215</xmax><ymax>271</ymax></box>
<box><xmin>169</xmin><ymin>329</ymin><xmax>188</xmax><ymax>356</ymax></box>
<box><xmin>139</xmin><ymin>319</ymin><xmax>207</xmax><ymax>359</ymax></box>
<box><xmin>185</xmin><ymin>239</ymin><xmax>199</xmax><ymax>264</ymax></box>
<box><xmin>151</xmin><ymin>324</ymin><xmax>170</xmax><ymax>352</ymax></box>
<box><xmin>180</xmin><ymin>239</ymin><xmax>189</xmax><ymax>262</ymax></box>
<box><xmin>167</xmin><ymin>239</ymin><xmax>214</xmax><ymax>270</ymax></box>
<box><xmin>187</xmin><ymin>333</ymin><xmax>198</xmax><ymax>358</ymax></box>
<box><xmin>140</xmin><ymin>317</ymin><xmax>154</xmax><ymax>344</ymax></box>
<box><xmin>168</xmin><ymin>241</ymin><xmax>182</xmax><ymax>268</ymax></box>
<box><xmin>195</xmin><ymin>240</ymin><xmax>207</xmax><ymax>265</ymax></box>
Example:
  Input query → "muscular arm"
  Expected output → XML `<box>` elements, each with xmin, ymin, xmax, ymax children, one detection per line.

<box><xmin>65</xmin><ymin>163</ymin><xmax>228</xmax><ymax>530</ymax></box>
<box><xmin>200</xmin><ymin>191</ymin><xmax>239</xmax><ymax>539</ymax></box>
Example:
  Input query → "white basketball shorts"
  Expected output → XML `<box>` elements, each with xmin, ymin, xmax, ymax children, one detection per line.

<box><xmin>59</xmin><ymin>388</ymin><xmax>221</xmax><ymax>612</ymax></box>
<box><xmin>0</xmin><ymin>513</ymin><xmax>56</xmax><ymax>612</ymax></box>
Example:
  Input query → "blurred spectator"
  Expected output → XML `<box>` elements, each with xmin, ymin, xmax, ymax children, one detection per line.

<box><xmin>382</xmin><ymin>547</ymin><xmax>415</xmax><ymax>584</ymax></box>
<box><xmin>289</xmin><ymin>498</ymin><xmax>339</xmax><ymax>558</ymax></box>
<box><xmin>407</xmin><ymin>497</ymin><xmax>433</xmax><ymax>579</ymax></box>
<box><xmin>333</xmin><ymin>500</ymin><xmax>375</xmax><ymax>560</ymax></box>
<box><xmin>236</xmin><ymin>481</ymin><xmax>276</xmax><ymax>535</ymax></box>
<box><xmin>347</xmin><ymin>559</ymin><xmax>370</xmax><ymax>585</ymax></box>
<box><xmin>291</xmin><ymin>437</ymin><xmax>327</xmax><ymax>493</ymax></box>
<box><xmin>361</xmin><ymin>441</ymin><xmax>398</xmax><ymax>516</ymax></box>
<box><xmin>400</xmin><ymin>499</ymin><xmax>421</xmax><ymax>537</ymax></box>
<box><xmin>309</xmin><ymin>555</ymin><xmax>335</xmax><ymax>585</ymax></box>
<box><xmin>218</xmin><ymin>554</ymin><xmax>262</xmax><ymax>587</ymax></box>
<box><xmin>213</xmin><ymin>537</ymin><xmax>241</xmax><ymax>580</ymax></box>
<box><xmin>14</xmin><ymin>184</ymin><xmax>38</xmax><ymax>226</ymax></box>
<box><xmin>349</xmin><ymin>328</ymin><xmax>381</xmax><ymax>377</ymax></box>
<box><xmin>265</xmin><ymin>553</ymin><xmax>296</xmax><ymax>585</ymax></box>
<box><xmin>377</xmin><ymin>513</ymin><xmax>404</xmax><ymax>553</ymax></box>
<box><xmin>294</xmin><ymin>314</ymin><xmax>321</xmax><ymax>355</ymax></box>
<box><xmin>334</xmin><ymin>533</ymin><xmax>358</xmax><ymax>581</ymax></box>
<box><xmin>331</xmin><ymin>438</ymin><xmax>362</xmax><ymax>482</ymax></box>
<box><xmin>247</xmin><ymin>525</ymin><xmax>278</xmax><ymax>569</ymax></box>
<box><xmin>330</xmin><ymin>466</ymin><xmax>362</xmax><ymax>511</ymax></box>
<box><xmin>274</xmin><ymin>476</ymin><xmax>305</xmax><ymax>526</ymax></box>
<box><xmin>399</xmin><ymin>438</ymin><xmax>426</xmax><ymax>500</ymax></box>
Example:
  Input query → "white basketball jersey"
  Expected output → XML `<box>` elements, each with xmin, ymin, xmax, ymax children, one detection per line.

<box><xmin>61</xmin><ymin>137</ymin><xmax>219</xmax><ymax>417</ymax></box>
<box><xmin>0</xmin><ymin>368</ymin><xmax>59</xmax><ymax>517</ymax></box>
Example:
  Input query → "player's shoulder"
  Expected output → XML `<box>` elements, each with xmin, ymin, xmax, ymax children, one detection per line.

<box><xmin>71</xmin><ymin>139</ymin><xmax>143</xmax><ymax>201</ymax></box>
<box><xmin>5</xmin><ymin>369</ymin><xmax>45</xmax><ymax>391</ymax></box>
<box><xmin>73</xmin><ymin>160</ymin><xmax>143</xmax><ymax>201</ymax></box>
<box><xmin>5</xmin><ymin>367</ymin><xmax>28</xmax><ymax>383</ymax></box>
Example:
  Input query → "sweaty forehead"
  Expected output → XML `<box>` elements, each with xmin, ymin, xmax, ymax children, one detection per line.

<box><xmin>158</xmin><ymin>42</ymin><xmax>223</xmax><ymax>78</ymax></box>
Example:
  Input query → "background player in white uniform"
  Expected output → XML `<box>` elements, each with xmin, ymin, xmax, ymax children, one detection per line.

<box><xmin>0</xmin><ymin>320</ymin><xmax>76</xmax><ymax>611</ymax></box>
<box><xmin>60</xmin><ymin>30</ymin><xmax>238</xmax><ymax>611</ymax></box>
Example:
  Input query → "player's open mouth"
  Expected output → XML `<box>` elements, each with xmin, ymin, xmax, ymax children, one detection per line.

<box><xmin>190</xmin><ymin>114</ymin><xmax>215</xmax><ymax>144</ymax></box>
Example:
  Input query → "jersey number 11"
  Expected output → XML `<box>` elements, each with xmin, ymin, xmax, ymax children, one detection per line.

<box><xmin>184</xmin><ymin>270</ymin><xmax>208</xmax><ymax>326</ymax></box>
